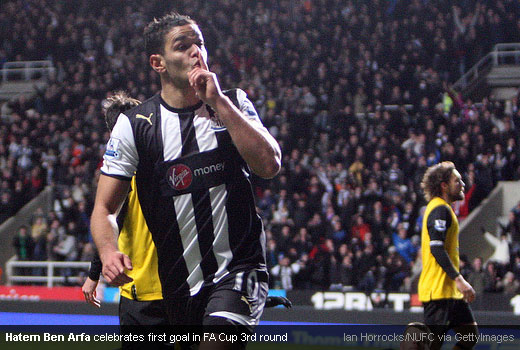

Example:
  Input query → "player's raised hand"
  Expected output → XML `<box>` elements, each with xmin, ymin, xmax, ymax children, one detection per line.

<box><xmin>188</xmin><ymin>50</ymin><xmax>223</xmax><ymax>109</ymax></box>
<box><xmin>101</xmin><ymin>250</ymin><xmax>133</xmax><ymax>286</ymax></box>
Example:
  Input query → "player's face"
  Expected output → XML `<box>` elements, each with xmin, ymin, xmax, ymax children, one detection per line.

<box><xmin>161</xmin><ymin>24</ymin><xmax>207</xmax><ymax>88</ymax></box>
<box><xmin>447</xmin><ymin>169</ymin><xmax>465</xmax><ymax>202</ymax></box>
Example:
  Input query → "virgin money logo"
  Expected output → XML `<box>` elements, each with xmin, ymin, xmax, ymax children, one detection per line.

<box><xmin>167</xmin><ymin>164</ymin><xmax>192</xmax><ymax>190</ymax></box>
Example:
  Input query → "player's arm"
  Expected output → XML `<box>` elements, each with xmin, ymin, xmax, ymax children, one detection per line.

<box><xmin>427</xmin><ymin>206</ymin><xmax>475</xmax><ymax>302</ymax></box>
<box><xmin>92</xmin><ymin>111</ymin><xmax>139</xmax><ymax>286</ymax></box>
<box><xmin>91</xmin><ymin>174</ymin><xmax>133</xmax><ymax>286</ymax></box>
<box><xmin>82</xmin><ymin>251</ymin><xmax>102</xmax><ymax>307</ymax></box>
<box><xmin>212</xmin><ymin>92</ymin><xmax>281</xmax><ymax>179</ymax></box>
<box><xmin>91</xmin><ymin>175</ymin><xmax>132</xmax><ymax>284</ymax></box>
<box><xmin>88</xmin><ymin>251</ymin><xmax>102</xmax><ymax>281</ymax></box>
<box><xmin>188</xmin><ymin>52</ymin><xmax>281</xmax><ymax>179</ymax></box>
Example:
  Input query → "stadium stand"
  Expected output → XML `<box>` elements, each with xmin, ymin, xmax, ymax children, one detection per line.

<box><xmin>1</xmin><ymin>0</ymin><xmax>520</xmax><ymax>296</ymax></box>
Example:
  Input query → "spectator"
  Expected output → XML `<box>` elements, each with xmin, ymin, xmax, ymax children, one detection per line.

<box><xmin>392</xmin><ymin>223</ymin><xmax>418</xmax><ymax>264</ymax></box>
<box><xmin>330</xmin><ymin>220</ymin><xmax>347</xmax><ymax>245</ymax></box>
<box><xmin>53</xmin><ymin>232</ymin><xmax>78</xmax><ymax>262</ymax></box>
<box><xmin>384</xmin><ymin>246</ymin><xmax>409</xmax><ymax>292</ymax></box>
<box><xmin>0</xmin><ymin>192</ymin><xmax>15</xmax><ymax>223</ymax></box>
<box><xmin>467</xmin><ymin>257</ymin><xmax>489</xmax><ymax>296</ymax></box>
<box><xmin>484</xmin><ymin>262</ymin><xmax>501</xmax><ymax>293</ymax></box>
<box><xmin>12</xmin><ymin>225</ymin><xmax>35</xmax><ymax>276</ymax></box>
<box><xmin>498</xmin><ymin>271</ymin><xmax>520</xmax><ymax>295</ymax></box>
<box><xmin>271</xmin><ymin>256</ymin><xmax>302</xmax><ymax>291</ymax></box>
<box><xmin>337</xmin><ymin>255</ymin><xmax>355</xmax><ymax>288</ymax></box>
<box><xmin>483</xmin><ymin>229</ymin><xmax>510</xmax><ymax>270</ymax></box>
<box><xmin>351</xmin><ymin>214</ymin><xmax>371</xmax><ymax>242</ymax></box>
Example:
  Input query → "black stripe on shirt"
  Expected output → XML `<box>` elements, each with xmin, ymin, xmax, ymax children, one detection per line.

<box><xmin>178</xmin><ymin>110</ymin><xmax>219</xmax><ymax>282</ymax></box>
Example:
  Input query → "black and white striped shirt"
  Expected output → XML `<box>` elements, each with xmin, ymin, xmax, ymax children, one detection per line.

<box><xmin>101</xmin><ymin>89</ymin><xmax>267</xmax><ymax>299</ymax></box>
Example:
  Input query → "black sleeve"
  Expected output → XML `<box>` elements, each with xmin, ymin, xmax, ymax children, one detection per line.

<box><xmin>426</xmin><ymin>205</ymin><xmax>452</xmax><ymax>242</ymax></box>
<box><xmin>427</xmin><ymin>205</ymin><xmax>459</xmax><ymax>280</ymax></box>
<box><xmin>88</xmin><ymin>251</ymin><xmax>102</xmax><ymax>281</ymax></box>
<box><xmin>430</xmin><ymin>245</ymin><xmax>460</xmax><ymax>279</ymax></box>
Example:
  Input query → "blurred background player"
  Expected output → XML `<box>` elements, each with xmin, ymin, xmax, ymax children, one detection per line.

<box><xmin>418</xmin><ymin>161</ymin><xmax>478</xmax><ymax>350</ymax></box>
<box><xmin>82</xmin><ymin>92</ymin><xmax>168</xmax><ymax>350</ymax></box>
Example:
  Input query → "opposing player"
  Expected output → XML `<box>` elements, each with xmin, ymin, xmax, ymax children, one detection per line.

<box><xmin>418</xmin><ymin>161</ymin><xmax>478</xmax><ymax>350</ymax></box>
<box><xmin>91</xmin><ymin>12</ymin><xmax>281</xmax><ymax>349</ymax></box>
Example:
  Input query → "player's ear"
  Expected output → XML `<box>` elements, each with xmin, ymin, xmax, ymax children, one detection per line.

<box><xmin>150</xmin><ymin>54</ymin><xmax>165</xmax><ymax>73</ymax></box>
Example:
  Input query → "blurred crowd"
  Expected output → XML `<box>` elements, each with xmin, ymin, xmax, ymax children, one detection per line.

<box><xmin>3</xmin><ymin>0</ymin><xmax>520</xmax><ymax>294</ymax></box>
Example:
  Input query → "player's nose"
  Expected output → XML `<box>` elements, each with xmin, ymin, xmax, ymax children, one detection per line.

<box><xmin>189</xmin><ymin>43</ymin><xmax>202</xmax><ymax>56</ymax></box>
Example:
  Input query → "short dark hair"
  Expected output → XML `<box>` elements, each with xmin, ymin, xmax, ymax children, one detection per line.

<box><xmin>144</xmin><ymin>12</ymin><xmax>196</xmax><ymax>57</ymax></box>
<box><xmin>103</xmin><ymin>91</ymin><xmax>140</xmax><ymax>131</ymax></box>
<box><xmin>420</xmin><ymin>161</ymin><xmax>456</xmax><ymax>202</ymax></box>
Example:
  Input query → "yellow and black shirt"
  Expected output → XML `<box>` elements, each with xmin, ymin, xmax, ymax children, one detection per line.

<box><xmin>418</xmin><ymin>197</ymin><xmax>463</xmax><ymax>302</ymax></box>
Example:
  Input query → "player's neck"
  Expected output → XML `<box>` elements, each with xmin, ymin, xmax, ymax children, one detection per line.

<box><xmin>440</xmin><ymin>193</ymin><xmax>452</xmax><ymax>205</ymax></box>
<box><xmin>160</xmin><ymin>84</ymin><xmax>201</xmax><ymax>109</ymax></box>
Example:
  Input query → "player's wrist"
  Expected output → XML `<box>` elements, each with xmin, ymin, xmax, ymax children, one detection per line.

<box><xmin>99</xmin><ymin>247</ymin><xmax>120</xmax><ymax>264</ymax></box>
<box><xmin>210</xmin><ymin>94</ymin><xmax>230</xmax><ymax>111</ymax></box>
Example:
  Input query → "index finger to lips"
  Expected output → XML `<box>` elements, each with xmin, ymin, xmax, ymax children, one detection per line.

<box><xmin>198</xmin><ymin>51</ymin><xmax>208</xmax><ymax>70</ymax></box>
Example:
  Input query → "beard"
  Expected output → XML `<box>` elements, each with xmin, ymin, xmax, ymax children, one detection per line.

<box><xmin>449</xmin><ymin>190</ymin><xmax>465</xmax><ymax>202</ymax></box>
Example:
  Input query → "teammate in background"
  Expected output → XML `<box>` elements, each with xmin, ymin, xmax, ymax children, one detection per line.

<box><xmin>91</xmin><ymin>12</ymin><xmax>281</xmax><ymax>350</ymax></box>
<box><xmin>82</xmin><ymin>92</ymin><xmax>167</xmax><ymax>329</ymax></box>
<box><xmin>418</xmin><ymin>162</ymin><xmax>478</xmax><ymax>350</ymax></box>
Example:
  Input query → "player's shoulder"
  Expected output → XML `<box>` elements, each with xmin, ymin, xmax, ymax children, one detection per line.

<box><xmin>122</xmin><ymin>94</ymin><xmax>161</xmax><ymax>122</ymax></box>
<box><xmin>222</xmin><ymin>88</ymin><xmax>242</xmax><ymax>107</ymax></box>
<box><xmin>426</xmin><ymin>202</ymin><xmax>452</xmax><ymax>222</ymax></box>
<box><xmin>223</xmin><ymin>88</ymin><xmax>259</xmax><ymax>119</ymax></box>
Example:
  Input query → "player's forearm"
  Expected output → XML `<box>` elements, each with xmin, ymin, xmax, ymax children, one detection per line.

<box><xmin>91</xmin><ymin>175</ymin><xmax>130</xmax><ymax>264</ymax></box>
<box><xmin>91</xmin><ymin>208</ymin><xmax>120</xmax><ymax>264</ymax></box>
<box><xmin>430</xmin><ymin>245</ymin><xmax>460</xmax><ymax>279</ymax></box>
<box><xmin>214</xmin><ymin>95</ymin><xmax>281</xmax><ymax>179</ymax></box>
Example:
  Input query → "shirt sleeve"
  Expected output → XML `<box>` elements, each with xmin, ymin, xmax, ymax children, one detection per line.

<box><xmin>426</xmin><ymin>205</ymin><xmax>453</xmax><ymax>242</ymax></box>
<box><xmin>100</xmin><ymin>113</ymin><xmax>138</xmax><ymax>180</ymax></box>
<box><xmin>426</xmin><ymin>205</ymin><xmax>459</xmax><ymax>279</ymax></box>
<box><xmin>236</xmin><ymin>89</ymin><xmax>269</xmax><ymax>132</ymax></box>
